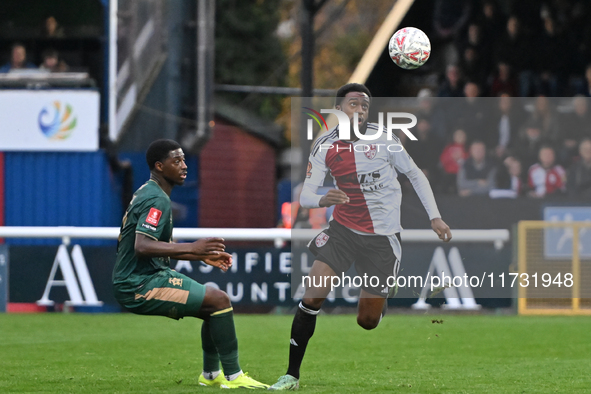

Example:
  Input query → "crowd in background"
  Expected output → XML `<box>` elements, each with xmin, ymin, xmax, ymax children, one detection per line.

<box><xmin>0</xmin><ymin>16</ymin><xmax>71</xmax><ymax>73</ymax></box>
<box><xmin>403</xmin><ymin>0</ymin><xmax>591</xmax><ymax>199</ymax></box>
<box><xmin>403</xmin><ymin>93</ymin><xmax>591</xmax><ymax>199</ymax></box>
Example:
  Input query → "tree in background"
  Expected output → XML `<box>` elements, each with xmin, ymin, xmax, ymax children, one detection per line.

<box><xmin>215</xmin><ymin>0</ymin><xmax>287</xmax><ymax>121</ymax></box>
<box><xmin>276</xmin><ymin>0</ymin><xmax>394</xmax><ymax>143</ymax></box>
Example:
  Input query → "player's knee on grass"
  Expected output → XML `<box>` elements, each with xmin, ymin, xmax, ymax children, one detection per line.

<box><xmin>357</xmin><ymin>314</ymin><xmax>380</xmax><ymax>330</ymax></box>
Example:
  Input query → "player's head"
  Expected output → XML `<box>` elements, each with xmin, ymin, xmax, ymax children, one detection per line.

<box><xmin>335</xmin><ymin>83</ymin><xmax>372</xmax><ymax>132</ymax></box>
<box><xmin>146</xmin><ymin>139</ymin><xmax>187</xmax><ymax>185</ymax></box>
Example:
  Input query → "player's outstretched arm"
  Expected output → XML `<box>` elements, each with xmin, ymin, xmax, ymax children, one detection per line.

<box><xmin>401</xmin><ymin>167</ymin><xmax>451</xmax><ymax>242</ymax></box>
<box><xmin>135</xmin><ymin>234</ymin><xmax>226</xmax><ymax>260</ymax></box>
<box><xmin>431</xmin><ymin>218</ymin><xmax>452</xmax><ymax>242</ymax></box>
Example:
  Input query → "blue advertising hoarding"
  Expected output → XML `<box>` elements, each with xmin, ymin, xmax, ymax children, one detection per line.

<box><xmin>543</xmin><ymin>207</ymin><xmax>591</xmax><ymax>259</ymax></box>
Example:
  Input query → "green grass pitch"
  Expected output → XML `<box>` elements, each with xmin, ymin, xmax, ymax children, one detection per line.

<box><xmin>1</xmin><ymin>313</ymin><xmax>590</xmax><ymax>393</ymax></box>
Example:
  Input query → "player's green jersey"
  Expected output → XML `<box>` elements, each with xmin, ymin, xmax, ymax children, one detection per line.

<box><xmin>113</xmin><ymin>179</ymin><xmax>173</xmax><ymax>293</ymax></box>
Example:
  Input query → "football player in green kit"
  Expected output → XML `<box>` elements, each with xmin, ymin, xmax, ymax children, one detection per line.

<box><xmin>113</xmin><ymin>139</ymin><xmax>268</xmax><ymax>389</ymax></box>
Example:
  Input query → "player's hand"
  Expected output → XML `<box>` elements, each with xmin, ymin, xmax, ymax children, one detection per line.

<box><xmin>192</xmin><ymin>237</ymin><xmax>225</xmax><ymax>256</ymax></box>
<box><xmin>319</xmin><ymin>189</ymin><xmax>349</xmax><ymax>207</ymax></box>
<box><xmin>431</xmin><ymin>218</ymin><xmax>452</xmax><ymax>242</ymax></box>
<box><xmin>202</xmin><ymin>252</ymin><xmax>233</xmax><ymax>272</ymax></box>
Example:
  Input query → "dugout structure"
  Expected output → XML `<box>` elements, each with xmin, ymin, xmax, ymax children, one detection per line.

<box><xmin>518</xmin><ymin>221</ymin><xmax>591</xmax><ymax>315</ymax></box>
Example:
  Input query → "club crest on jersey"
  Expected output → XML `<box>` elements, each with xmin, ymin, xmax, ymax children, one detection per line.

<box><xmin>365</xmin><ymin>144</ymin><xmax>377</xmax><ymax>160</ymax></box>
<box><xmin>146</xmin><ymin>208</ymin><xmax>162</xmax><ymax>226</ymax></box>
<box><xmin>315</xmin><ymin>232</ymin><xmax>329</xmax><ymax>247</ymax></box>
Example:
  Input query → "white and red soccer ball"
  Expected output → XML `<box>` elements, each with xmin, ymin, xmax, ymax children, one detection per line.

<box><xmin>388</xmin><ymin>27</ymin><xmax>431</xmax><ymax>70</ymax></box>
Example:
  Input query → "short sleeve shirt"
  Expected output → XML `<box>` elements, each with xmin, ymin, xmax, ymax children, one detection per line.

<box><xmin>113</xmin><ymin>180</ymin><xmax>173</xmax><ymax>291</ymax></box>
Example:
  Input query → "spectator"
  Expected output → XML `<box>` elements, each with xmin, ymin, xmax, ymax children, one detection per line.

<box><xmin>491</xmin><ymin>156</ymin><xmax>523</xmax><ymax>198</ymax></box>
<box><xmin>433</xmin><ymin>0</ymin><xmax>472</xmax><ymax>41</ymax></box>
<box><xmin>42</xmin><ymin>16</ymin><xmax>65</xmax><ymax>38</ymax></box>
<box><xmin>478</xmin><ymin>0</ymin><xmax>506</xmax><ymax>53</ymax></box>
<box><xmin>567</xmin><ymin>138</ymin><xmax>591</xmax><ymax>197</ymax></box>
<box><xmin>437</xmin><ymin>64</ymin><xmax>464</xmax><ymax>97</ymax></box>
<box><xmin>526</xmin><ymin>95</ymin><xmax>562</xmax><ymax>144</ymax></box>
<box><xmin>439</xmin><ymin>128</ymin><xmax>469</xmax><ymax>194</ymax></box>
<box><xmin>432</xmin><ymin>0</ymin><xmax>472</xmax><ymax>65</ymax></box>
<box><xmin>570</xmin><ymin>4</ymin><xmax>591</xmax><ymax>76</ymax></box>
<box><xmin>39</xmin><ymin>48</ymin><xmax>69</xmax><ymax>72</ymax></box>
<box><xmin>0</xmin><ymin>43</ymin><xmax>36</xmax><ymax>73</ymax></box>
<box><xmin>537</xmin><ymin>17</ymin><xmax>566</xmax><ymax>96</ymax></box>
<box><xmin>505</xmin><ymin>156</ymin><xmax>523</xmax><ymax>195</ymax></box>
<box><xmin>495</xmin><ymin>16</ymin><xmax>537</xmax><ymax>97</ymax></box>
<box><xmin>489</xmin><ymin>62</ymin><xmax>518</xmax><ymax>97</ymax></box>
<box><xmin>527</xmin><ymin>146</ymin><xmax>566</xmax><ymax>198</ymax></box>
<box><xmin>459</xmin><ymin>47</ymin><xmax>486</xmax><ymax>89</ymax></box>
<box><xmin>415</xmin><ymin>88</ymin><xmax>447</xmax><ymax>142</ymax></box>
<box><xmin>489</xmin><ymin>156</ymin><xmax>524</xmax><ymax>198</ymax></box>
<box><xmin>510</xmin><ymin>0</ymin><xmax>543</xmax><ymax>37</ymax></box>
<box><xmin>458</xmin><ymin>140</ymin><xmax>497</xmax><ymax>197</ymax></box>
<box><xmin>486</xmin><ymin>94</ymin><xmax>525</xmax><ymax>157</ymax></box>
<box><xmin>454</xmin><ymin>82</ymin><xmax>488</xmax><ymax>142</ymax></box>
<box><xmin>457</xmin><ymin>23</ymin><xmax>491</xmax><ymax>78</ymax></box>
<box><xmin>560</xmin><ymin>95</ymin><xmax>591</xmax><ymax>165</ymax></box>
<box><xmin>512</xmin><ymin>120</ymin><xmax>544</xmax><ymax>171</ymax></box>
<box><xmin>404</xmin><ymin>117</ymin><xmax>441</xmax><ymax>183</ymax></box>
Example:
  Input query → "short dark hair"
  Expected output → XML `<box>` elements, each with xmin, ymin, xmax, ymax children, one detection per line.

<box><xmin>146</xmin><ymin>139</ymin><xmax>181</xmax><ymax>170</ymax></box>
<box><xmin>335</xmin><ymin>83</ymin><xmax>372</xmax><ymax>107</ymax></box>
<box><xmin>41</xmin><ymin>48</ymin><xmax>58</xmax><ymax>60</ymax></box>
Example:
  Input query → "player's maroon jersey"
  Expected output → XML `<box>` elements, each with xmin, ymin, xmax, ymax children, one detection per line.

<box><xmin>306</xmin><ymin>123</ymin><xmax>422</xmax><ymax>235</ymax></box>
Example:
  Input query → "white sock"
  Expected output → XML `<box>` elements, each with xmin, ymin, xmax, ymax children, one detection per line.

<box><xmin>226</xmin><ymin>370</ymin><xmax>243</xmax><ymax>381</ymax></box>
<box><xmin>203</xmin><ymin>370</ymin><xmax>221</xmax><ymax>380</ymax></box>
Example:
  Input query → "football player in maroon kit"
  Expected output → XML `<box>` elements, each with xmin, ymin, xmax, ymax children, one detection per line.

<box><xmin>270</xmin><ymin>83</ymin><xmax>452</xmax><ymax>391</ymax></box>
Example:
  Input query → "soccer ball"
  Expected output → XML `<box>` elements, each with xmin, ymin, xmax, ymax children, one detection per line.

<box><xmin>388</xmin><ymin>27</ymin><xmax>431</xmax><ymax>70</ymax></box>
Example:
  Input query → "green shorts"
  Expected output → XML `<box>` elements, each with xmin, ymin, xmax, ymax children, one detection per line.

<box><xmin>114</xmin><ymin>270</ymin><xmax>207</xmax><ymax>320</ymax></box>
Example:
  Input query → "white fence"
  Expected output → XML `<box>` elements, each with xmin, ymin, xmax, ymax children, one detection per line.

<box><xmin>0</xmin><ymin>227</ymin><xmax>510</xmax><ymax>249</ymax></box>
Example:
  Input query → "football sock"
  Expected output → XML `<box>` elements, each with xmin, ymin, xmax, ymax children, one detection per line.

<box><xmin>286</xmin><ymin>301</ymin><xmax>320</xmax><ymax>379</ymax></box>
<box><xmin>208</xmin><ymin>307</ymin><xmax>241</xmax><ymax>376</ymax></box>
<box><xmin>226</xmin><ymin>370</ymin><xmax>244</xmax><ymax>381</ymax></box>
<box><xmin>379</xmin><ymin>300</ymin><xmax>388</xmax><ymax>324</ymax></box>
<box><xmin>202</xmin><ymin>370</ymin><xmax>221</xmax><ymax>380</ymax></box>
<box><xmin>201</xmin><ymin>321</ymin><xmax>221</xmax><ymax>373</ymax></box>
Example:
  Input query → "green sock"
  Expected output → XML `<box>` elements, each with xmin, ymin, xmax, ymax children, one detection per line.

<box><xmin>208</xmin><ymin>308</ymin><xmax>241</xmax><ymax>375</ymax></box>
<box><xmin>201</xmin><ymin>321</ymin><xmax>220</xmax><ymax>373</ymax></box>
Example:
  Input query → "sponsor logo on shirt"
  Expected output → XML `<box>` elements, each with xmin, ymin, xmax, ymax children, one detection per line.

<box><xmin>141</xmin><ymin>223</ymin><xmax>157</xmax><ymax>231</ymax></box>
<box><xmin>146</xmin><ymin>208</ymin><xmax>162</xmax><ymax>226</ymax></box>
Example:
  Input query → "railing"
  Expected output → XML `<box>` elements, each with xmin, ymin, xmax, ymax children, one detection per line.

<box><xmin>0</xmin><ymin>227</ymin><xmax>510</xmax><ymax>249</ymax></box>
